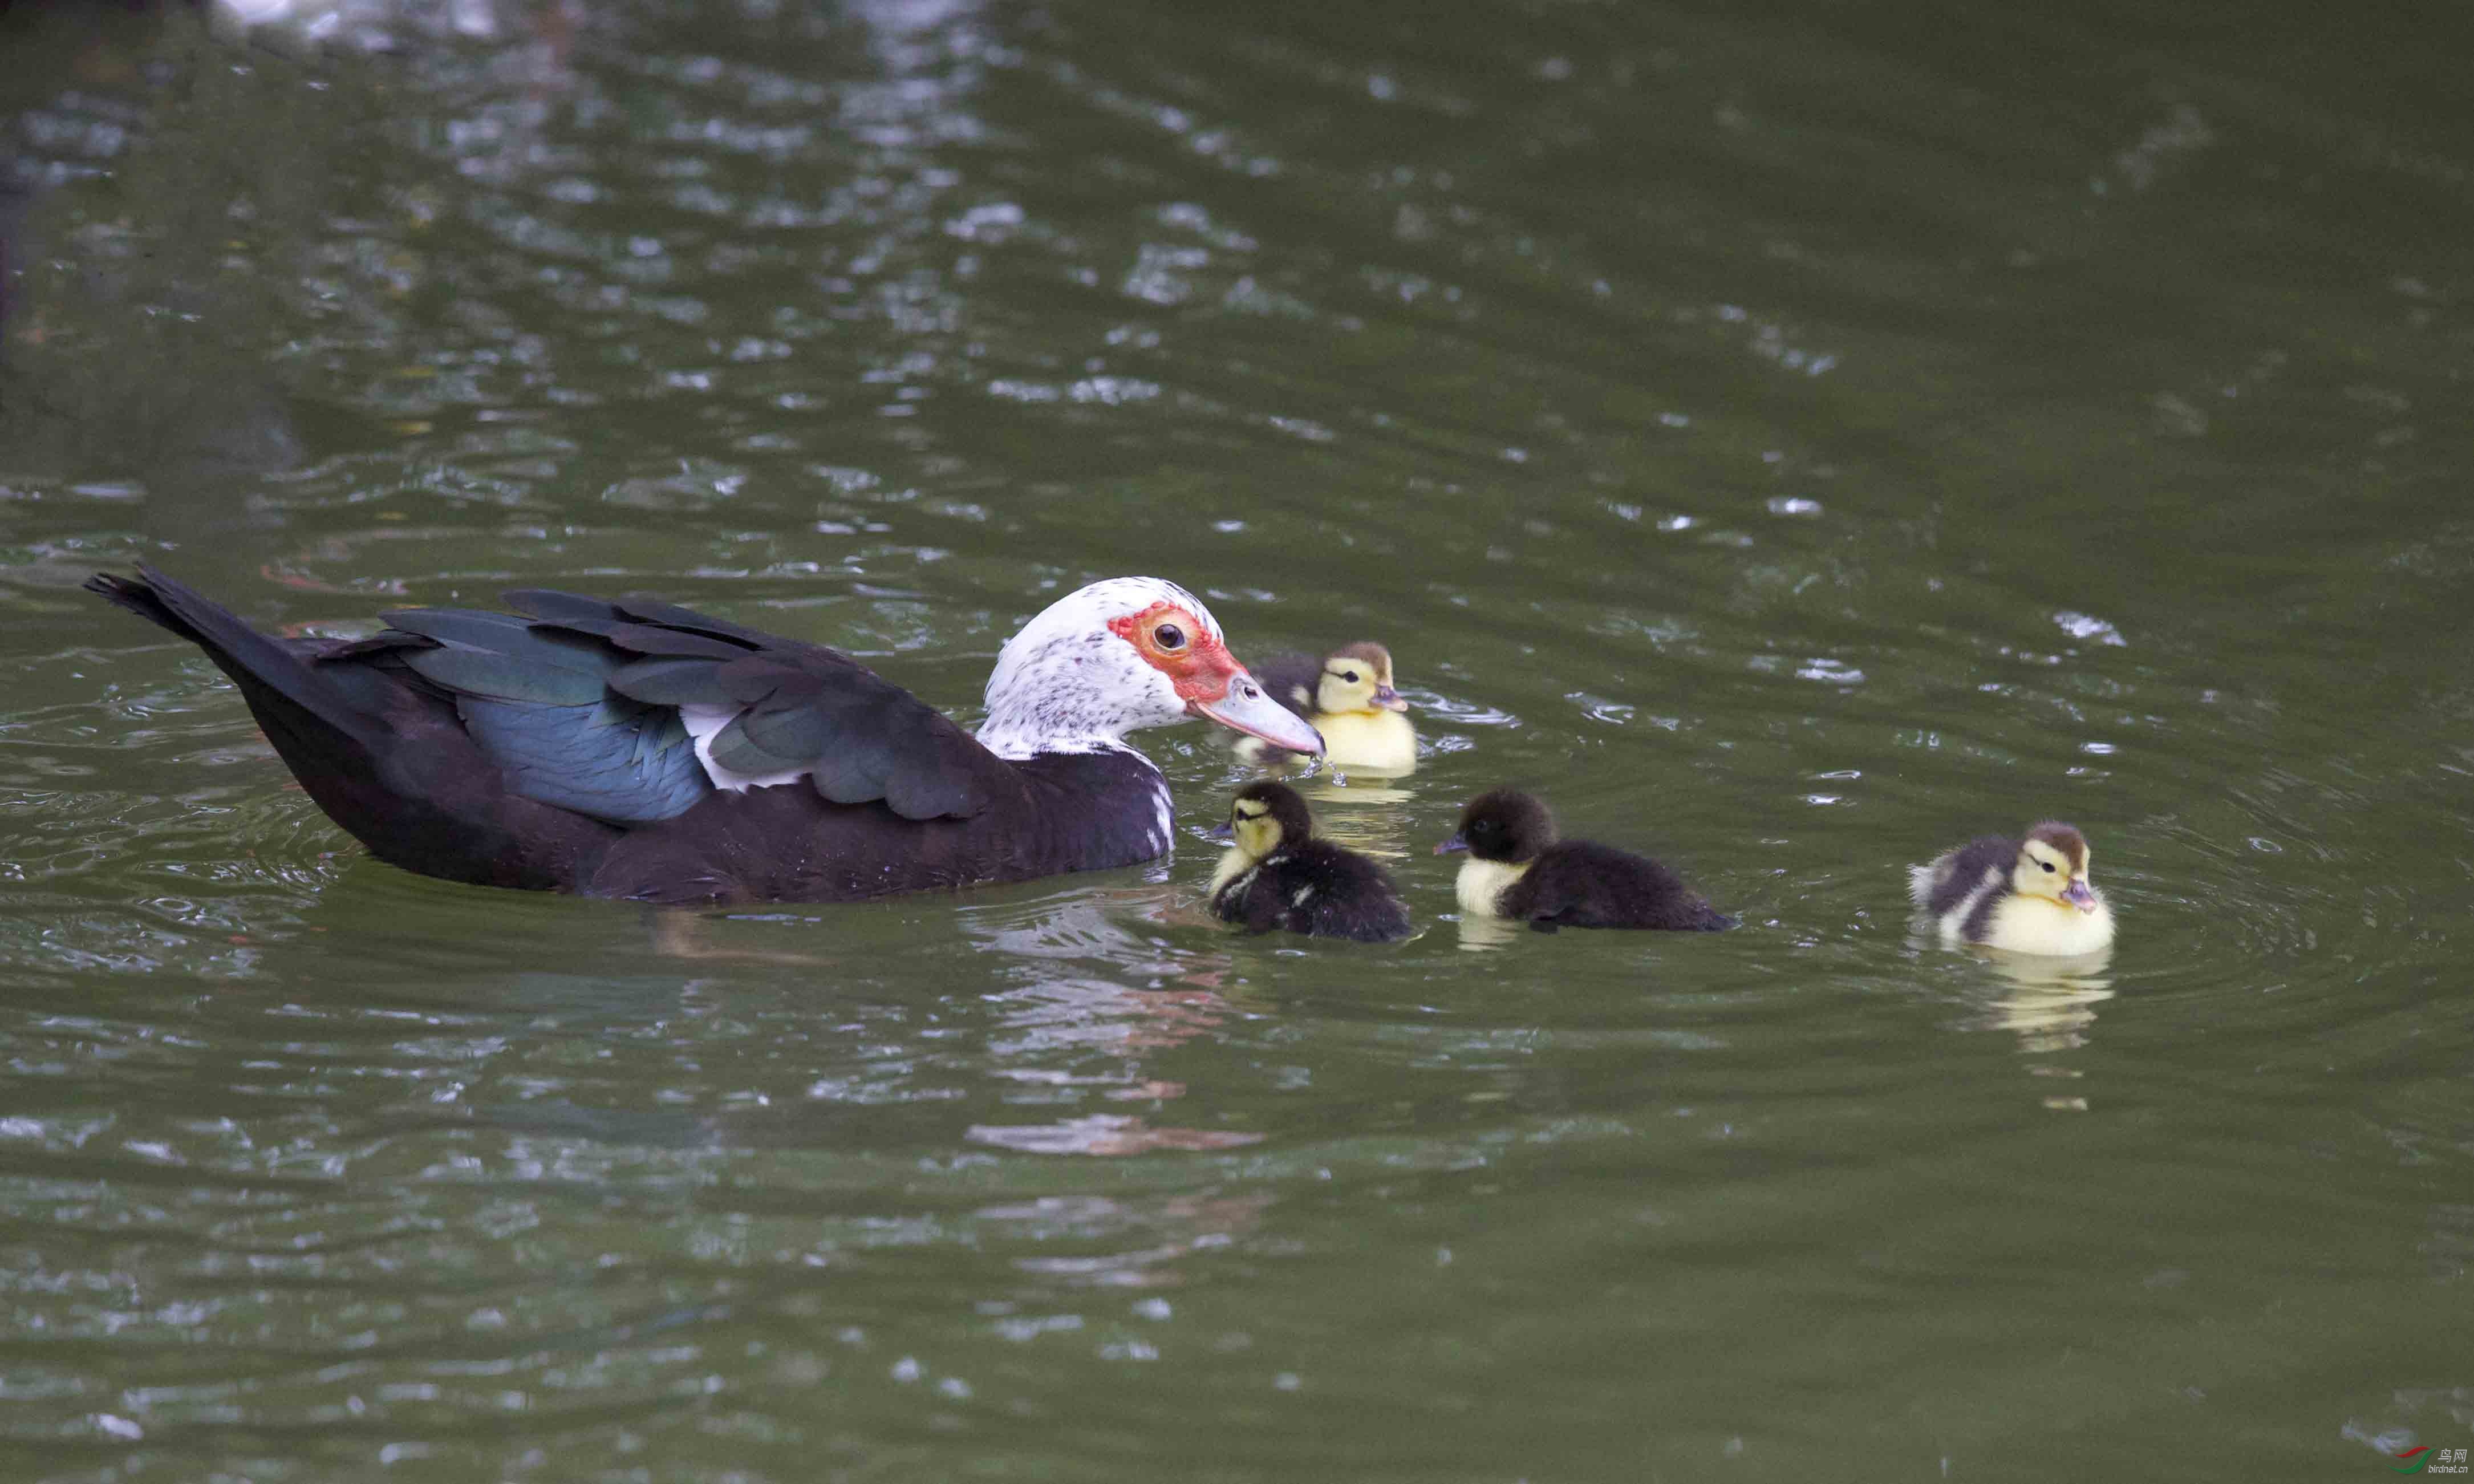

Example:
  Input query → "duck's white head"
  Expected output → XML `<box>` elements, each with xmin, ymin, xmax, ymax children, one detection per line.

<box><xmin>2013</xmin><ymin>822</ymin><xmax>2101</xmax><ymax>913</ymax></box>
<box><xmin>976</xmin><ymin>577</ymin><xmax>1324</xmax><ymax>760</ymax></box>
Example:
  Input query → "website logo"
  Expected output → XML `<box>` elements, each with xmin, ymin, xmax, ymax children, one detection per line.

<box><xmin>2392</xmin><ymin>1446</ymin><xmax>2471</xmax><ymax>1476</ymax></box>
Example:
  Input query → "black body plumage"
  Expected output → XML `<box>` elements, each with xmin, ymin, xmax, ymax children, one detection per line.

<box><xmin>1443</xmin><ymin>788</ymin><xmax>1733</xmax><ymax>933</ymax></box>
<box><xmin>1247</xmin><ymin>652</ymin><xmax>1327</xmax><ymax>718</ymax></box>
<box><xmin>86</xmin><ymin>566</ymin><xmax>1172</xmax><ymax>905</ymax></box>
<box><xmin>1212</xmin><ymin>838</ymin><xmax>1413</xmax><ymax>943</ymax></box>
<box><xmin>1502</xmin><ymin>840</ymin><xmax>1734</xmax><ymax>932</ymax></box>
<box><xmin>1916</xmin><ymin>834</ymin><xmax>2017</xmax><ymax>941</ymax></box>
<box><xmin>1209</xmin><ymin>781</ymin><xmax>1412</xmax><ymax>943</ymax></box>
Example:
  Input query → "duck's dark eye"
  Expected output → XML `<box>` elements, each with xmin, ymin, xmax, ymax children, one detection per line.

<box><xmin>1154</xmin><ymin>624</ymin><xmax>1185</xmax><ymax>650</ymax></box>
<box><xmin>2038</xmin><ymin>860</ymin><xmax>2055</xmax><ymax>873</ymax></box>
<box><xmin>1341</xmin><ymin>670</ymin><xmax>1360</xmax><ymax>683</ymax></box>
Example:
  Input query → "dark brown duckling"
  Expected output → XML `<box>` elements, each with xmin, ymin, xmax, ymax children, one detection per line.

<box><xmin>1208</xmin><ymin>781</ymin><xmax>1413</xmax><ymax>943</ymax></box>
<box><xmin>1435</xmin><ymin>788</ymin><xmax>1732</xmax><ymax>932</ymax></box>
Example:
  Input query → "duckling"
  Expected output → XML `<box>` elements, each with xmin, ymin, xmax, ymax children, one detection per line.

<box><xmin>1235</xmin><ymin>642</ymin><xmax>1417</xmax><ymax>773</ymax></box>
<box><xmin>1434</xmin><ymin>788</ymin><xmax>1733</xmax><ymax>932</ymax></box>
<box><xmin>1908</xmin><ymin>822</ymin><xmax>2115</xmax><ymax>955</ymax></box>
<box><xmin>1208</xmin><ymin>781</ymin><xmax>1414</xmax><ymax>943</ymax></box>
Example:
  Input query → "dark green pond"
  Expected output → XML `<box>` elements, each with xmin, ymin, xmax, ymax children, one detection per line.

<box><xmin>3</xmin><ymin>1</ymin><xmax>2468</xmax><ymax>1479</ymax></box>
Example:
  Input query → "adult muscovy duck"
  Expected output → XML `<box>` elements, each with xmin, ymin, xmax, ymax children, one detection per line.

<box><xmin>86</xmin><ymin>566</ymin><xmax>1323</xmax><ymax>905</ymax></box>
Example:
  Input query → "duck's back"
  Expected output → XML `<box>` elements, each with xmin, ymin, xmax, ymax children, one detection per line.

<box><xmin>1247</xmin><ymin>652</ymin><xmax>1326</xmax><ymax>716</ymax></box>
<box><xmin>1909</xmin><ymin>835</ymin><xmax>2015</xmax><ymax>929</ymax></box>
<box><xmin>1506</xmin><ymin>840</ymin><xmax>1732</xmax><ymax>931</ymax></box>
<box><xmin>1215</xmin><ymin>840</ymin><xmax>1412</xmax><ymax>942</ymax></box>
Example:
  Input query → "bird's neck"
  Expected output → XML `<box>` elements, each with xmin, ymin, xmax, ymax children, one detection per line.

<box><xmin>1209</xmin><ymin>841</ymin><xmax>1263</xmax><ymax>897</ymax></box>
<box><xmin>975</xmin><ymin>705</ymin><xmax>1131</xmax><ymax>759</ymax></box>
<box><xmin>1008</xmin><ymin>750</ymin><xmax>1174</xmax><ymax>874</ymax></box>
<box><xmin>975</xmin><ymin>635</ymin><xmax>1167</xmax><ymax>759</ymax></box>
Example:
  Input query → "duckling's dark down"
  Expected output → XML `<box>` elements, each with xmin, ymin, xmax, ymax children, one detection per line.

<box><xmin>1437</xmin><ymin>788</ymin><xmax>1733</xmax><ymax>932</ymax></box>
<box><xmin>1210</xmin><ymin>781</ymin><xmax>1413</xmax><ymax>943</ymax></box>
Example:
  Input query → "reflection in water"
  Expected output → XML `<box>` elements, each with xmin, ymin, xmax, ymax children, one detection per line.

<box><xmin>979</xmin><ymin>1189</ymin><xmax>1275</xmax><ymax>1289</ymax></box>
<box><xmin>212</xmin><ymin>0</ymin><xmax>523</xmax><ymax>49</ymax></box>
<box><xmin>966</xmin><ymin>1114</ymin><xmax>1262</xmax><ymax>1155</ymax></box>
<box><xmin>1944</xmin><ymin>942</ymin><xmax>2115</xmax><ymax>1110</ymax></box>
<box><xmin>960</xmin><ymin>888</ymin><xmax>1261</xmax><ymax>1155</ymax></box>
<box><xmin>1292</xmin><ymin>772</ymin><xmax>1418</xmax><ymax>858</ymax></box>
<box><xmin>1453</xmin><ymin>912</ymin><xmax>1525</xmax><ymax>953</ymax></box>
<box><xmin>1976</xmin><ymin>945</ymin><xmax>2114</xmax><ymax>1026</ymax></box>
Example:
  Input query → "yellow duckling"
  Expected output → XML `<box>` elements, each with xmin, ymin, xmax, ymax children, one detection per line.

<box><xmin>1234</xmin><ymin>642</ymin><xmax>1416</xmax><ymax>773</ymax></box>
<box><xmin>1908</xmin><ymin>821</ymin><xmax>2116</xmax><ymax>955</ymax></box>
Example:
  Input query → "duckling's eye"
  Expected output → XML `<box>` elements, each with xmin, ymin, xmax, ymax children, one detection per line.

<box><xmin>1340</xmin><ymin>670</ymin><xmax>1360</xmax><ymax>683</ymax></box>
<box><xmin>2038</xmin><ymin>860</ymin><xmax>2055</xmax><ymax>873</ymax></box>
<box><xmin>1153</xmin><ymin>624</ymin><xmax>1186</xmax><ymax>650</ymax></box>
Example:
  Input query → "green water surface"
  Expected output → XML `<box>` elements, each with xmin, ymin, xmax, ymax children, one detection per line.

<box><xmin>2</xmin><ymin>1</ymin><xmax>2468</xmax><ymax>1479</ymax></box>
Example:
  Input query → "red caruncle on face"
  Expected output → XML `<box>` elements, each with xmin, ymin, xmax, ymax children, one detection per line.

<box><xmin>1108</xmin><ymin>601</ymin><xmax>1242</xmax><ymax>702</ymax></box>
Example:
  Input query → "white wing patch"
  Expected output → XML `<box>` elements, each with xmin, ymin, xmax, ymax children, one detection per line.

<box><xmin>1930</xmin><ymin>867</ymin><xmax>2002</xmax><ymax>945</ymax></box>
<box><xmin>679</xmin><ymin>703</ymin><xmax>810</xmax><ymax>793</ymax></box>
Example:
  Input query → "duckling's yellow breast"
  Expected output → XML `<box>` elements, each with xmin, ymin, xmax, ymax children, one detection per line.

<box><xmin>1454</xmin><ymin>857</ymin><xmax>1532</xmax><ymax>917</ymax></box>
<box><xmin>1313</xmin><ymin>709</ymin><xmax>1417</xmax><ymax>773</ymax></box>
<box><xmin>1209</xmin><ymin>846</ymin><xmax>1261</xmax><ymax>897</ymax></box>
<box><xmin>1978</xmin><ymin>892</ymin><xmax>2116</xmax><ymax>956</ymax></box>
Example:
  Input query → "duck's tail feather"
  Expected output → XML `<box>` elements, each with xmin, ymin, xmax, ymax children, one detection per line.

<box><xmin>86</xmin><ymin>565</ymin><xmax>386</xmax><ymax>751</ymax></box>
<box><xmin>1905</xmin><ymin>861</ymin><xmax>1940</xmax><ymax>911</ymax></box>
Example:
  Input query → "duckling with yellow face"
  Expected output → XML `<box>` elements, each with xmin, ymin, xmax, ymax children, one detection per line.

<box><xmin>1232</xmin><ymin>642</ymin><xmax>1417</xmax><ymax>774</ymax></box>
<box><xmin>1208</xmin><ymin>781</ymin><xmax>1414</xmax><ymax>942</ymax></box>
<box><xmin>1908</xmin><ymin>822</ymin><xmax>2116</xmax><ymax>955</ymax></box>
